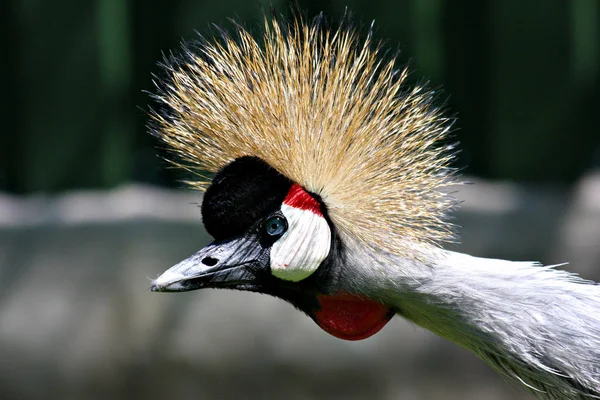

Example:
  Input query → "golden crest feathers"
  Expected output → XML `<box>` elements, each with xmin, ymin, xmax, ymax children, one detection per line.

<box><xmin>151</xmin><ymin>12</ymin><xmax>458</xmax><ymax>258</ymax></box>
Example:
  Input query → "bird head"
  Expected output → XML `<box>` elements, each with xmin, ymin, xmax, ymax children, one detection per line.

<box><xmin>150</xmin><ymin>13</ymin><xmax>456</xmax><ymax>341</ymax></box>
<box><xmin>152</xmin><ymin>155</ymin><xmax>393</xmax><ymax>340</ymax></box>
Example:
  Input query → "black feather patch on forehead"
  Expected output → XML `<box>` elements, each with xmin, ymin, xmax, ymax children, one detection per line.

<box><xmin>201</xmin><ymin>156</ymin><xmax>293</xmax><ymax>240</ymax></box>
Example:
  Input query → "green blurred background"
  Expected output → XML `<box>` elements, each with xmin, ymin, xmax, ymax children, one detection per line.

<box><xmin>2</xmin><ymin>0</ymin><xmax>599</xmax><ymax>193</ymax></box>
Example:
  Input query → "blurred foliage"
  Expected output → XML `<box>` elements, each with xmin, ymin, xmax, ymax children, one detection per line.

<box><xmin>1</xmin><ymin>0</ymin><xmax>599</xmax><ymax>193</ymax></box>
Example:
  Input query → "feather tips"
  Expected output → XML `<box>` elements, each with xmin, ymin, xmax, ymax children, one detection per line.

<box><xmin>151</xmin><ymin>13</ymin><xmax>458</xmax><ymax>258</ymax></box>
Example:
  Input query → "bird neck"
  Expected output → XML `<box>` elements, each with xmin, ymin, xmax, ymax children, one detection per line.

<box><xmin>342</xmin><ymin>239</ymin><xmax>600</xmax><ymax>398</ymax></box>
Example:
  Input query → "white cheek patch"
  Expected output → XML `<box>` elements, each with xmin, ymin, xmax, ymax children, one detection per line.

<box><xmin>270</xmin><ymin>184</ymin><xmax>331</xmax><ymax>282</ymax></box>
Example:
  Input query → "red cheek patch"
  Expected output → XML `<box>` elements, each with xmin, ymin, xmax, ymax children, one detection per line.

<box><xmin>284</xmin><ymin>184</ymin><xmax>323</xmax><ymax>216</ymax></box>
<box><xmin>313</xmin><ymin>293</ymin><xmax>393</xmax><ymax>341</ymax></box>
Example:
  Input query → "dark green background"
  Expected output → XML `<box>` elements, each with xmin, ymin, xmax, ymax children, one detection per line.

<box><xmin>2</xmin><ymin>0</ymin><xmax>599</xmax><ymax>193</ymax></box>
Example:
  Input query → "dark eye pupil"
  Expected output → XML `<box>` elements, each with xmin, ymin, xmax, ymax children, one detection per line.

<box><xmin>264</xmin><ymin>216</ymin><xmax>287</xmax><ymax>236</ymax></box>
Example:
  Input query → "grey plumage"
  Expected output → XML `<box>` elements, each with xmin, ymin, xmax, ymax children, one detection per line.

<box><xmin>341</xmin><ymin>235</ymin><xmax>600</xmax><ymax>398</ymax></box>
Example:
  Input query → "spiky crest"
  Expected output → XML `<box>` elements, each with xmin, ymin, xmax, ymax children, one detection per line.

<box><xmin>151</xmin><ymin>12</ymin><xmax>457</xmax><ymax>259</ymax></box>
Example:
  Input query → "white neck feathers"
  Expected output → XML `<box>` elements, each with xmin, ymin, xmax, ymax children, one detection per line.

<box><xmin>343</xmin><ymin>240</ymin><xmax>600</xmax><ymax>398</ymax></box>
<box><xmin>425</xmin><ymin>251</ymin><xmax>600</xmax><ymax>397</ymax></box>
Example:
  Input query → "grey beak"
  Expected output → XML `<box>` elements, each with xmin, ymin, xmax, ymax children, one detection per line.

<box><xmin>150</xmin><ymin>236</ymin><xmax>266</xmax><ymax>292</ymax></box>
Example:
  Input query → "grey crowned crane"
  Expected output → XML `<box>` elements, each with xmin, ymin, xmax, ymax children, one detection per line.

<box><xmin>149</xmin><ymin>13</ymin><xmax>600</xmax><ymax>399</ymax></box>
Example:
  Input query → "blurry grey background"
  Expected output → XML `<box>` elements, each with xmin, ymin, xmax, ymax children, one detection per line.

<box><xmin>1</xmin><ymin>0</ymin><xmax>599</xmax><ymax>399</ymax></box>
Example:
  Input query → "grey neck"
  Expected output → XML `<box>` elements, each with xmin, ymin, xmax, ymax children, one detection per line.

<box><xmin>341</xmin><ymin>237</ymin><xmax>600</xmax><ymax>399</ymax></box>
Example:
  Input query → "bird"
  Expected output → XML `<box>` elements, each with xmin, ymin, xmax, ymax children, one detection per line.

<box><xmin>149</xmin><ymin>12</ymin><xmax>600</xmax><ymax>399</ymax></box>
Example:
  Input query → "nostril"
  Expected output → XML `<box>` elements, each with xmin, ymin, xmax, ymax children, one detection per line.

<box><xmin>202</xmin><ymin>257</ymin><xmax>218</xmax><ymax>267</ymax></box>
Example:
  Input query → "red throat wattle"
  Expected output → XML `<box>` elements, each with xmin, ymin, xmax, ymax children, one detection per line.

<box><xmin>313</xmin><ymin>293</ymin><xmax>393</xmax><ymax>340</ymax></box>
<box><xmin>282</xmin><ymin>184</ymin><xmax>392</xmax><ymax>340</ymax></box>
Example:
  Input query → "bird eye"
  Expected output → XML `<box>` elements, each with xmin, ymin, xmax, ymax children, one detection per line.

<box><xmin>264</xmin><ymin>216</ymin><xmax>287</xmax><ymax>237</ymax></box>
